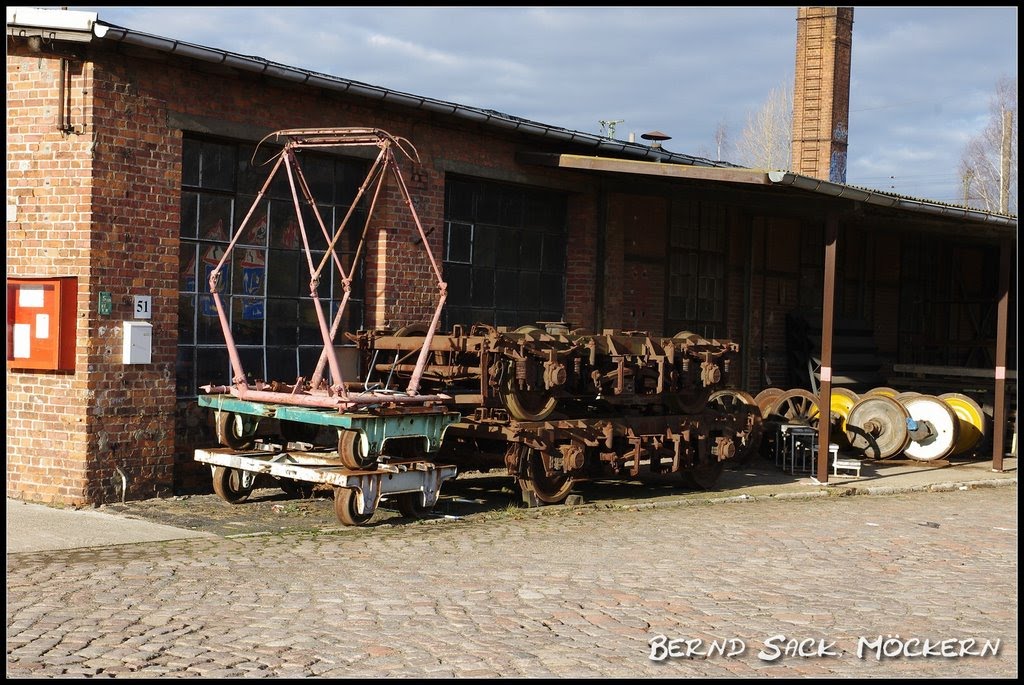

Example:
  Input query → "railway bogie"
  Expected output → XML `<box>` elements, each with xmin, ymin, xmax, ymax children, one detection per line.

<box><xmin>354</xmin><ymin>322</ymin><xmax>762</xmax><ymax>504</ymax></box>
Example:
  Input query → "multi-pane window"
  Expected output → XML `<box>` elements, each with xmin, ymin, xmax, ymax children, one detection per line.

<box><xmin>177</xmin><ymin>136</ymin><xmax>367</xmax><ymax>398</ymax></box>
<box><xmin>443</xmin><ymin>178</ymin><xmax>567</xmax><ymax>328</ymax></box>
<box><xmin>667</xmin><ymin>199</ymin><xmax>726</xmax><ymax>338</ymax></box>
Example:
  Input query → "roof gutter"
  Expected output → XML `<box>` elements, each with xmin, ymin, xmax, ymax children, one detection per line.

<box><xmin>767</xmin><ymin>170</ymin><xmax>1017</xmax><ymax>228</ymax></box>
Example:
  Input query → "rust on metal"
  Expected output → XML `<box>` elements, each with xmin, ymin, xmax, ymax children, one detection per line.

<box><xmin>199</xmin><ymin>128</ymin><xmax>449</xmax><ymax>411</ymax></box>
<box><xmin>352</xmin><ymin>322</ymin><xmax>762</xmax><ymax>497</ymax></box>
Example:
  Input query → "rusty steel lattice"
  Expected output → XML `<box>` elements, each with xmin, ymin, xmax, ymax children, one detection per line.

<box><xmin>200</xmin><ymin>128</ymin><xmax>449</xmax><ymax>411</ymax></box>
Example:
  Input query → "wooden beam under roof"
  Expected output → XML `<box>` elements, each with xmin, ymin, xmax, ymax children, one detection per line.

<box><xmin>518</xmin><ymin>152</ymin><xmax>771</xmax><ymax>185</ymax></box>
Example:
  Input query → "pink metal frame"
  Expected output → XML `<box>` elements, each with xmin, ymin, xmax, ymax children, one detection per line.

<box><xmin>200</xmin><ymin>128</ymin><xmax>449</xmax><ymax>410</ymax></box>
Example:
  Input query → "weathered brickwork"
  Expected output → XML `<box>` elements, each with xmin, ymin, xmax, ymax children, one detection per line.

<box><xmin>7</xmin><ymin>55</ymin><xmax>96</xmax><ymax>505</ymax></box>
<box><xmin>563</xmin><ymin>193</ymin><xmax>598</xmax><ymax>332</ymax></box>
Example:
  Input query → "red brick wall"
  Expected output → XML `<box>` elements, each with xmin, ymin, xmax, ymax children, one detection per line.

<box><xmin>564</xmin><ymin>193</ymin><xmax>597</xmax><ymax>332</ymax></box>
<box><xmin>87</xmin><ymin>58</ymin><xmax>182</xmax><ymax>502</ymax></box>
<box><xmin>6</xmin><ymin>55</ymin><xmax>95</xmax><ymax>504</ymax></box>
<box><xmin>601</xmin><ymin>193</ymin><xmax>630</xmax><ymax>331</ymax></box>
<box><xmin>366</xmin><ymin>170</ymin><xmax>447</xmax><ymax>329</ymax></box>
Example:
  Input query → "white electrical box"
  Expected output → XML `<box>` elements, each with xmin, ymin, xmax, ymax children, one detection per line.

<box><xmin>122</xmin><ymin>321</ymin><xmax>152</xmax><ymax>364</ymax></box>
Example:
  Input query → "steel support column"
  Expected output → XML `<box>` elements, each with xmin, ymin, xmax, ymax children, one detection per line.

<box><xmin>991</xmin><ymin>237</ymin><xmax>1011</xmax><ymax>471</ymax></box>
<box><xmin>816</xmin><ymin>213</ymin><xmax>839</xmax><ymax>483</ymax></box>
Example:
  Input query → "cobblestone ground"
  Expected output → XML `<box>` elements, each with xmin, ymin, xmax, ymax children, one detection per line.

<box><xmin>6</xmin><ymin>486</ymin><xmax>1017</xmax><ymax>678</ymax></box>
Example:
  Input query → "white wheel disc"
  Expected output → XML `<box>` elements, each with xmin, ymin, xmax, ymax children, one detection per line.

<box><xmin>902</xmin><ymin>395</ymin><xmax>959</xmax><ymax>462</ymax></box>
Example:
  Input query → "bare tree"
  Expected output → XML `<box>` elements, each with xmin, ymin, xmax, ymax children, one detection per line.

<box><xmin>695</xmin><ymin>119</ymin><xmax>731</xmax><ymax>161</ymax></box>
<box><xmin>959</xmin><ymin>76</ymin><xmax>1017</xmax><ymax>214</ymax></box>
<box><xmin>714</xmin><ymin>119</ymin><xmax>729</xmax><ymax>162</ymax></box>
<box><xmin>734</xmin><ymin>82</ymin><xmax>792</xmax><ymax>170</ymax></box>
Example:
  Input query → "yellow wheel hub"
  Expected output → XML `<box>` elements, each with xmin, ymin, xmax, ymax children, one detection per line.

<box><xmin>939</xmin><ymin>392</ymin><xmax>986</xmax><ymax>455</ymax></box>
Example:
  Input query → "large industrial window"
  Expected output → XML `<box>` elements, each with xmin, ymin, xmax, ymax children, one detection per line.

<box><xmin>177</xmin><ymin>136</ymin><xmax>367</xmax><ymax>398</ymax></box>
<box><xmin>443</xmin><ymin>177</ymin><xmax>567</xmax><ymax>329</ymax></box>
<box><xmin>666</xmin><ymin>198</ymin><xmax>726</xmax><ymax>338</ymax></box>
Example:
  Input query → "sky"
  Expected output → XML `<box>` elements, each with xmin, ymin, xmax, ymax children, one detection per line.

<box><xmin>65</xmin><ymin>6</ymin><xmax>1018</xmax><ymax>206</ymax></box>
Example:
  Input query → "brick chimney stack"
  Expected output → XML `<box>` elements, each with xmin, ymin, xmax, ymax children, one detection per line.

<box><xmin>792</xmin><ymin>7</ymin><xmax>854</xmax><ymax>183</ymax></box>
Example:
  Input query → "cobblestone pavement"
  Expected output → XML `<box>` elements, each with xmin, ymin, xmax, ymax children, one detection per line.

<box><xmin>6</xmin><ymin>482</ymin><xmax>1017</xmax><ymax>678</ymax></box>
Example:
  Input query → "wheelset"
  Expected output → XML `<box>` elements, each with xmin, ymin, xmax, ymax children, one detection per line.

<box><xmin>939</xmin><ymin>393</ymin><xmax>987</xmax><ymax>456</ymax></box>
<box><xmin>708</xmin><ymin>389</ymin><xmax>763</xmax><ymax>461</ymax></box>
<box><xmin>766</xmin><ymin>389</ymin><xmax>821</xmax><ymax>428</ymax></box>
<box><xmin>514</xmin><ymin>443</ymin><xmax>578</xmax><ymax>505</ymax></box>
<box><xmin>902</xmin><ymin>395</ymin><xmax>959</xmax><ymax>462</ymax></box>
<box><xmin>845</xmin><ymin>395</ymin><xmax>910</xmax><ymax>459</ymax></box>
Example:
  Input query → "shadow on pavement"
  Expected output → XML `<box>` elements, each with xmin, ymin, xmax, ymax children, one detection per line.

<box><xmin>58</xmin><ymin>450</ymin><xmax>1016</xmax><ymax>538</ymax></box>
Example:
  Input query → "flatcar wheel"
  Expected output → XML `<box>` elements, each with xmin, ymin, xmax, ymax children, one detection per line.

<box><xmin>338</xmin><ymin>429</ymin><xmax>376</xmax><ymax>470</ymax></box>
<box><xmin>754</xmin><ymin>388</ymin><xmax>785</xmax><ymax>417</ymax></box>
<box><xmin>680</xmin><ymin>460</ymin><xmax>725</xmax><ymax>490</ymax></box>
<box><xmin>902</xmin><ymin>395</ymin><xmax>959</xmax><ymax>462</ymax></box>
<box><xmin>518</xmin><ymin>447</ymin><xmax>576</xmax><ymax>505</ymax></box>
<box><xmin>845</xmin><ymin>396</ymin><xmax>910</xmax><ymax>459</ymax></box>
<box><xmin>708</xmin><ymin>390</ymin><xmax>763</xmax><ymax>460</ymax></box>
<box><xmin>395</xmin><ymin>492</ymin><xmax>430</xmax><ymax>519</ymax></box>
<box><xmin>767</xmin><ymin>389</ymin><xmax>820</xmax><ymax>428</ymax></box>
<box><xmin>215</xmin><ymin>410</ymin><xmax>257</xmax><ymax>450</ymax></box>
<box><xmin>499</xmin><ymin>376</ymin><xmax>558</xmax><ymax>421</ymax></box>
<box><xmin>708</xmin><ymin>389</ymin><xmax>757</xmax><ymax>412</ymax></box>
<box><xmin>939</xmin><ymin>392</ymin><xmax>986</xmax><ymax>456</ymax></box>
<box><xmin>334</xmin><ymin>487</ymin><xmax>373</xmax><ymax>526</ymax></box>
<box><xmin>211</xmin><ymin>466</ymin><xmax>256</xmax><ymax>504</ymax></box>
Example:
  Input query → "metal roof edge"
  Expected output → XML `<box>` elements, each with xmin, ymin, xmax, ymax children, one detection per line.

<box><xmin>767</xmin><ymin>171</ymin><xmax>1018</xmax><ymax>228</ymax></box>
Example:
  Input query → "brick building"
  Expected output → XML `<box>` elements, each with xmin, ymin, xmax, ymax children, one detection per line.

<box><xmin>6</xmin><ymin>7</ymin><xmax>1016</xmax><ymax>505</ymax></box>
